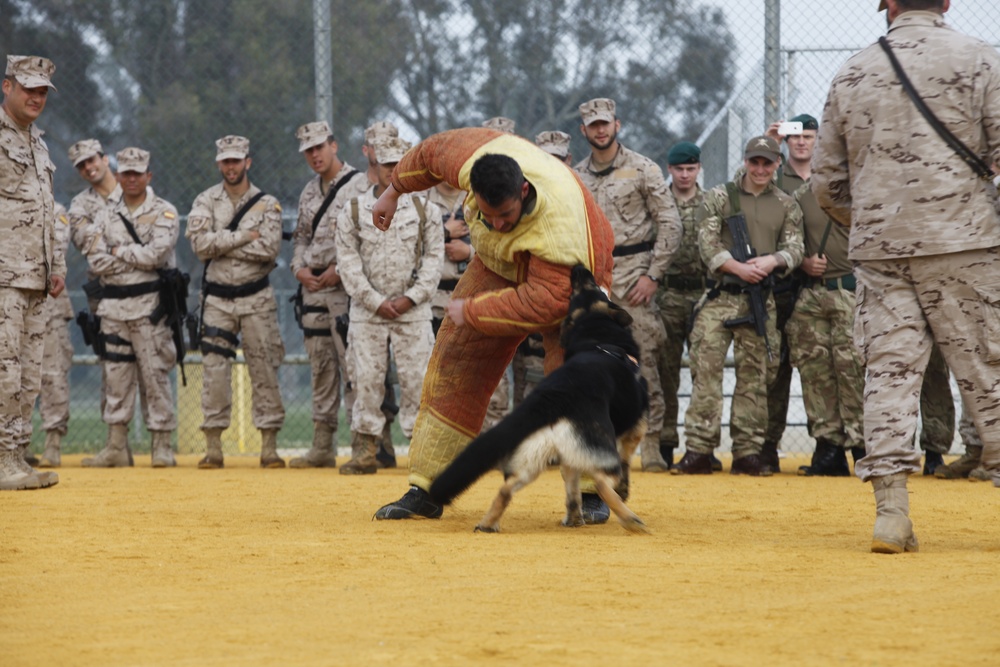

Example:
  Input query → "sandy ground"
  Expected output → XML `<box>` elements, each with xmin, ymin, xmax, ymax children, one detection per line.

<box><xmin>3</xmin><ymin>453</ymin><xmax>1000</xmax><ymax>667</ymax></box>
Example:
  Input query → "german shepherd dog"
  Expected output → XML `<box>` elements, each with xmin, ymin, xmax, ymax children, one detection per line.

<box><xmin>428</xmin><ymin>265</ymin><xmax>650</xmax><ymax>533</ymax></box>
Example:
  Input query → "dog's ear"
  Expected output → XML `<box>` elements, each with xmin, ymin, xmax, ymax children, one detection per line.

<box><xmin>607</xmin><ymin>301</ymin><xmax>633</xmax><ymax>328</ymax></box>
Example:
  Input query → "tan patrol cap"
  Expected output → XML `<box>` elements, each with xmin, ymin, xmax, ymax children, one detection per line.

<box><xmin>372</xmin><ymin>137</ymin><xmax>412</xmax><ymax>165</ymax></box>
<box><xmin>482</xmin><ymin>116</ymin><xmax>516</xmax><ymax>134</ymax></box>
<box><xmin>296</xmin><ymin>121</ymin><xmax>332</xmax><ymax>152</ymax></box>
<box><xmin>365</xmin><ymin>121</ymin><xmax>399</xmax><ymax>144</ymax></box>
<box><xmin>579</xmin><ymin>98</ymin><xmax>616</xmax><ymax>126</ymax></box>
<box><xmin>215</xmin><ymin>135</ymin><xmax>250</xmax><ymax>161</ymax></box>
<box><xmin>744</xmin><ymin>135</ymin><xmax>781</xmax><ymax>162</ymax></box>
<box><xmin>69</xmin><ymin>139</ymin><xmax>103</xmax><ymax>167</ymax></box>
<box><xmin>5</xmin><ymin>55</ymin><xmax>56</xmax><ymax>90</ymax></box>
<box><xmin>535</xmin><ymin>131</ymin><xmax>571</xmax><ymax>158</ymax></box>
<box><xmin>116</xmin><ymin>147</ymin><xmax>150</xmax><ymax>173</ymax></box>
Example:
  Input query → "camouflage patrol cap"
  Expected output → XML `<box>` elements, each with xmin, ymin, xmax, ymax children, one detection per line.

<box><xmin>5</xmin><ymin>55</ymin><xmax>56</xmax><ymax>90</ymax></box>
<box><xmin>579</xmin><ymin>98</ymin><xmax>616</xmax><ymax>126</ymax></box>
<box><xmin>69</xmin><ymin>139</ymin><xmax>104</xmax><ymax>167</ymax></box>
<box><xmin>364</xmin><ymin>121</ymin><xmax>399</xmax><ymax>145</ymax></box>
<box><xmin>668</xmin><ymin>142</ymin><xmax>701</xmax><ymax>165</ymax></box>
<box><xmin>296</xmin><ymin>121</ymin><xmax>333</xmax><ymax>152</ymax></box>
<box><xmin>789</xmin><ymin>113</ymin><xmax>818</xmax><ymax>131</ymax></box>
<box><xmin>744</xmin><ymin>135</ymin><xmax>781</xmax><ymax>162</ymax></box>
<box><xmin>482</xmin><ymin>116</ymin><xmax>516</xmax><ymax>134</ymax></box>
<box><xmin>535</xmin><ymin>131</ymin><xmax>571</xmax><ymax>158</ymax></box>
<box><xmin>116</xmin><ymin>147</ymin><xmax>150</xmax><ymax>174</ymax></box>
<box><xmin>215</xmin><ymin>135</ymin><xmax>250</xmax><ymax>161</ymax></box>
<box><xmin>373</xmin><ymin>137</ymin><xmax>412</xmax><ymax>165</ymax></box>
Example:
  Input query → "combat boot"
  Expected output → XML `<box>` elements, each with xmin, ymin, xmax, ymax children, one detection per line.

<box><xmin>871</xmin><ymin>472</ymin><xmax>919</xmax><ymax>554</ymax></box>
<box><xmin>640</xmin><ymin>437</ymin><xmax>670</xmax><ymax>472</ymax></box>
<box><xmin>0</xmin><ymin>449</ymin><xmax>44</xmax><ymax>491</ymax></box>
<box><xmin>340</xmin><ymin>432</ymin><xmax>378</xmax><ymax>475</ymax></box>
<box><xmin>259</xmin><ymin>429</ymin><xmax>286</xmax><ymax>469</ymax></box>
<box><xmin>730</xmin><ymin>453</ymin><xmax>773</xmax><ymax>477</ymax></box>
<box><xmin>82</xmin><ymin>424</ymin><xmax>134</xmax><ymax>468</ymax></box>
<box><xmin>968</xmin><ymin>465</ymin><xmax>990</xmax><ymax>482</ymax></box>
<box><xmin>798</xmin><ymin>439</ymin><xmax>850</xmax><ymax>477</ymax></box>
<box><xmin>16</xmin><ymin>445</ymin><xmax>58</xmax><ymax>486</ymax></box>
<box><xmin>375</xmin><ymin>420</ymin><xmax>397</xmax><ymax>469</ymax></box>
<box><xmin>290</xmin><ymin>422</ymin><xmax>337</xmax><ymax>468</ymax></box>
<box><xmin>922</xmin><ymin>450</ymin><xmax>945</xmax><ymax>476</ymax></box>
<box><xmin>22</xmin><ymin>445</ymin><xmax>39</xmax><ymax>467</ymax></box>
<box><xmin>197</xmin><ymin>428</ymin><xmax>225</xmax><ymax>469</ymax></box>
<box><xmin>150</xmin><ymin>430</ymin><xmax>177</xmax><ymax>468</ymax></box>
<box><xmin>670</xmin><ymin>450</ymin><xmax>714</xmax><ymax>475</ymax></box>
<box><xmin>39</xmin><ymin>430</ymin><xmax>62</xmax><ymax>468</ymax></box>
<box><xmin>934</xmin><ymin>445</ymin><xmax>983</xmax><ymax>480</ymax></box>
<box><xmin>760</xmin><ymin>440</ymin><xmax>780</xmax><ymax>474</ymax></box>
<box><xmin>659</xmin><ymin>441</ymin><xmax>676</xmax><ymax>469</ymax></box>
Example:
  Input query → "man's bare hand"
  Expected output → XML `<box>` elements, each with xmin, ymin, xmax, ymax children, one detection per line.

<box><xmin>626</xmin><ymin>275</ymin><xmax>658</xmax><ymax>307</ymax></box>
<box><xmin>724</xmin><ymin>259</ymin><xmax>770</xmax><ymax>284</ymax></box>
<box><xmin>800</xmin><ymin>254</ymin><xmax>827</xmax><ymax>278</ymax></box>
<box><xmin>372</xmin><ymin>183</ymin><xmax>400</xmax><ymax>232</ymax></box>
<box><xmin>316</xmin><ymin>265</ymin><xmax>341</xmax><ymax>289</ymax></box>
<box><xmin>49</xmin><ymin>275</ymin><xmax>65</xmax><ymax>298</ymax></box>
<box><xmin>295</xmin><ymin>267</ymin><xmax>321</xmax><ymax>292</ymax></box>
<box><xmin>446</xmin><ymin>298</ymin><xmax>466</xmax><ymax>327</ymax></box>
<box><xmin>445</xmin><ymin>239</ymin><xmax>471</xmax><ymax>263</ymax></box>
<box><xmin>376</xmin><ymin>299</ymin><xmax>400</xmax><ymax>320</ymax></box>
<box><xmin>390</xmin><ymin>296</ymin><xmax>414</xmax><ymax>316</ymax></box>
<box><xmin>444</xmin><ymin>214</ymin><xmax>469</xmax><ymax>239</ymax></box>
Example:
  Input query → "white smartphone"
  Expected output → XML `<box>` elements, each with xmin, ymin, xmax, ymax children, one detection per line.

<box><xmin>778</xmin><ymin>121</ymin><xmax>803</xmax><ymax>136</ymax></box>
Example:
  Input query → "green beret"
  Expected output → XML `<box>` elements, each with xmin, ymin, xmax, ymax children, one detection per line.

<box><xmin>789</xmin><ymin>114</ymin><xmax>818</xmax><ymax>131</ymax></box>
<box><xmin>668</xmin><ymin>141</ymin><xmax>701</xmax><ymax>165</ymax></box>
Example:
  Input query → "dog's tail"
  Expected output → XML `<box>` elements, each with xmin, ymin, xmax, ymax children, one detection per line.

<box><xmin>429</xmin><ymin>417</ymin><xmax>532</xmax><ymax>505</ymax></box>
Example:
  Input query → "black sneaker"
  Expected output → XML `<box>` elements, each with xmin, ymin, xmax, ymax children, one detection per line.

<box><xmin>581</xmin><ymin>493</ymin><xmax>610</xmax><ymax>524</ymax></box>
<box><xmin>373</xmin><ymin>486</ymin><xmax>443</xmax><ymax>520</ymax></box>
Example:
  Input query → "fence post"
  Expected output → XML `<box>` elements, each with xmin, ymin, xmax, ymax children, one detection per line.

<box><xmin>764</xmin><ymin>0</ymin><xmax>782</xmax><ymax>123</ymax></box>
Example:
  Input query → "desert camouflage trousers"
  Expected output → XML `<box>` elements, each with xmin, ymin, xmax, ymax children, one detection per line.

<box><xmin>852</xmin><ymin>249</ymin><xmax>1000</xmax><ymax>483</ymax></box>
<box><xmin>0</xmin><ymin>288</ymin><xmax>46</xmax><ymax>451</ymax></box>
<box><xmin>101</xmin><ymin>317</ymin><xmax>177</xmax><ymax>431</ymax></box>
<box><xmin>347</xmin><ymin>318</ymin><xmax>433</xmax><ymax>439</ymax></box>
<box><xmin>684</xmin><ymin>290</ymin><xmax>780</xmax><ymax>458</ymax></box>
<box><xmin>40</xmin><ymin>318</ymin><xmax>73</xmax><ymax>434</ymax></box>
<box><xmin>656</xmin><ymin>286</ymin><xmax>704</xmax><ymax>447</ymax></box>
<box><xmin>200</xmin><ymin>302</ymin><xmax>285</xmax><ymax>431</ymax></box>
<box><xmin>785</xmin><ymin>283</ymin><xmax>863</xmax><ymax>450</ymax></box>
<box><xmin>301</xmin><ymin>288</ymin><xmax>352</xmax><ymax>427</ymax></box>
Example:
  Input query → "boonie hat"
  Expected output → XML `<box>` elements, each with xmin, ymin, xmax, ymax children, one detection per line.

<box><xmin>482</xmin><ymin>117</ymin><xmax>516</xmax><ymax>134</ymax></box>
<box><xmin>579</xmin><ymin>98</ymin><xmax>616</xmax><ymax>126</ymax></box>
<box><xmin>5</xmin><ymin>55</ymin><xmax>56</xmax><ymax>90</ymax></box>
<box><xmin>744</xmin><ymin>135</ymin><xmax>781</xmax><ymax>162</ymax></box>
<box><xmin>296</xmin><ymin>121</ymin><xmax>332</xmax><ymax>152</ymax></box>
<box><xmin>116</xmin><ymin>147</ymin><xmax>150</xmax><ymax>173</ymax></box>
<box><xmin>535</xmin><ymin>131</ymin><xmax>571</xmax><ymax>158</ymax></box>
<box><xmin>215</xmin><ymin>135</ymin><xmax>250</xmax><ymax>161</ymax></box>
<box><xmin>69</xmin><ymin>139</ymin><xmax>103</xmax><ymax>167</ymax></box>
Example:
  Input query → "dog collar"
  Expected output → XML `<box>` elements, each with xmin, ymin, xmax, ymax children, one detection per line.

<box><xmin>595</xmin><ymin>344</ymin><xmax>640</xmax><ymax>373</ymax></box>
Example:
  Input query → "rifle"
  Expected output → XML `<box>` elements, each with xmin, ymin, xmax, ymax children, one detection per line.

<box><xmin>75</xmin><ymin>310</ymin><xmax>106</xmax><ymax>358</ymax></box>
<box><xmin>721</xmin><ymin>183</ymin><xmax>773</xmax><ymax>362</ymax></box>
<box><xmin>150</xmin><ymin>267</ymin><xmax>191</xmax><ymax>386</ymax></box>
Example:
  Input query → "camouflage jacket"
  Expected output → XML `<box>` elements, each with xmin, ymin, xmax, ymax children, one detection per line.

<box><xmin>336</xmin><ymin>186</ymin><xmax>443</xmax><ymax>324</ymax></box>
<box><xmin>698</xmin><ymin>168</ymin><xmax>804</xmax><ymax>280</ymax></box>
<box><xmin>575</xmin><ymin>144</ymin><xmax>681</xmax><ymax>299</ymax></box>
<box><xmin>68</xmin><ymin>183</ymin><xmax>123</xmax><ymax>253</ymax></box>
<box><xmin>0</xmin><ymin>106</ymin><xmax>63</xmax><ymax>290</ymax></box>
<box><xmin>85</xmin><ymin>187</ymin><xmax>179</xmax><ymax>320</ymax></box>
<box><xmin>794</xmin><ymin>182</ymin><xmax>852</xmax><ymax>280</ymax></box>
<box><xmin>812</xmin><ymin>11</ymin><xmax>1000</xmax><ymax>260</ymax></box>
<box><xmin>665</xmin><ymin>184</ymin><xmax>708</xmax><ymax>278</ymax></box>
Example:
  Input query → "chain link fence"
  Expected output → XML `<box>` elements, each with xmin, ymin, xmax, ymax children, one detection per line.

<box><xmin>6</xmin><ymin>0</ymin><xmax>997</xmax><ymax>456</ymax></box>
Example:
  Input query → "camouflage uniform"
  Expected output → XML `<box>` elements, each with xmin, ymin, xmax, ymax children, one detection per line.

<box><xmin>576</xmin><ymin>144</ymin><xmax>682</xmax><ymax>470</ymax></box>
<box><xmin>812</xmin><ymin>10</ymin><xmax>1000</xmax><ymax>486</ymax></box>
<box><xmin>656</xmin><ymin>183</ymin><xmax>709</xmax><ymax>453</ymax></box>
<box><xmin>187</xmin><ymin>175</ymin><xmax>286</xmax><ymax>437</ymax></box>
<box><xmin>684</xmin><ymin>168</ymin><xmax>804</xmax><ymax>462</ymax></box>
<box><xmin>0</xmin><ymin>56</ymin><xmax>64</xmax><ymax>489</ymax></box>
<box><xmin>38</xmin><ymin>204</ymin><xmax>74</xmax><ymax>454</ymax></box>
<box><xmin>784</xmin><ymin>181</ymin><xmax>864</xmax><ymax>455</ymax></box>
<box><xmin>336</xmin><ymin>183</ymin><xmax>443</xmax><ymax>441</ymax></box>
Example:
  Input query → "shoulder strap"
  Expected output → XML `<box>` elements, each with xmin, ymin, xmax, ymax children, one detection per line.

<box><xmin>117</xmin><ymin>212</ymin><xmax>144</xmax><ymax>246</ymax></box>
<box><xmin>724</xmin><ymin>181</ymin><xmax>742</xmax><ymax>216</ymax></box>
<box><xmin>310</xmin><ymin>169</ymin><xmax>362</xmax><ymax>239</ymax></box>
<box><xmin>227</xmin><ymin>191</ymin><xmax>267</xmax><ymax>232</ymax></box>
<box><xmin>350</xmin><ymin>198</ymin><xmax>359</xmax><ymax>226</ymax></box>
<box><xmin>878</xmin><ymin>37</ymin><xmax>993</xmax><ymax>181</ymax></box>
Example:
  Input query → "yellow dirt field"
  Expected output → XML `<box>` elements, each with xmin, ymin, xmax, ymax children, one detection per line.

<box><xmin>3</xmin><ymin>454</ymin><xmax>1000</xmax><ymax>667</ymax></box>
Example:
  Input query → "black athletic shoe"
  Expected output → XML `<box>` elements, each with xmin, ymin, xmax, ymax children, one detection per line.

<box><xmin>581</xmin><ymin>493</ymin><xmax>610</xmax><ymax>524</ymax></box>
<box><xmin>373</xmin><ymin>486</ymin><xmax>443</xmax><ymax>520</ymax></box>
<box><xmin>923</xmin><ymin>451</ymin><xmax>945</xmax><ymax>476</ymax></box>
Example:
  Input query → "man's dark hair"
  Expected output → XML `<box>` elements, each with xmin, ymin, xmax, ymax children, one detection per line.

<box><xmin>470</xmin><ymin>154</ymin><xmax>524</xmax><ymax>207</ymax></box>
<box><xmin>896</xmin><ymin>0</ymin><xmax>945</xmax><ymax>9</ymax></box>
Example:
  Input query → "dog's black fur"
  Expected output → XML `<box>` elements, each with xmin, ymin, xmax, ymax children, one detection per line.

<box><xmin>429</xmin><ymin>265</ymin><xmax>650</xmax><ymax>533</ymax></box>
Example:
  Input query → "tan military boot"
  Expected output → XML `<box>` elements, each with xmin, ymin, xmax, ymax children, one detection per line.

<box><xmin>82</xmin><ymin>424</ymin><xmax>134</xmax><ymax>468</ymax></box>
<box><xmin>290</xmin><ymin>422</ymin><xmax>337</xmax><ymax>468</ymax></box>
<box><xmin>16</xmin><ymin>445</ymin><xmax>58</xmax><ymax>486</ymax></box>
<box><xmin>934</xmin><ymin>445</ymin><xmax>983</xmax><ymax>480</ymax></box>
<box><xmin>0</xmin><ymin>449</ymin><xmax>45</xmax><ymax>490</ymax></box>
<box><xmin>340</xmin><ymin>432</ymin><xmax>378</xmax><ymax>475</ymax></box>
<box><xmin>259</xmin><ymin>429</ymin><xmax>286</xmax><ymax>469</ymax></box>
<box><xmin>39</xmin><ymin>431</ymin><xmax>62</xmax><ymax>468</ymax></box>
<box><xmin>871</xmin><ymin>473</ymin><xmax>919</xmax><ymax>554</ymax></box>
<box><xmin>640</xmin><ymin>436</ymin><xmax>670</xmax><ymax>472</ymax></box>
<box><xmin>198</xmin><ymin>428</ymin><xmax>225</xmax><ymax>469</ymax></box>
<box><xmin>151</xmin><ymin>430</ymin><xmax>177</xmax><ymax>468</ymax></box>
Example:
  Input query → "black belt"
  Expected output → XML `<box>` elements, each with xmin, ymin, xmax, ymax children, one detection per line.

<box><xmin>809</xmin><ymin>274</ymin><xmax>856</xmax><ymax>291</ymax></box>
<box><xmin>204</xmin><ymin>275</ymin><xmax>270</xmax><ymax>299</ymax></box>
<box><xmin>438</xmin><ymin>279</ymin><xmax>459</xmax><ymax>291</ymax></box>
<box><xmin>100</xmin><ymin>280</ymin><xmax>160</xmax><ymax>299</ymax></box>
<box><xmin>666</xmin><ymin>275</ymin><xmax>715</xmax><ymax>291</ymax></box>
<box><xmin>612</xmin><ymin>241</ymin><xmax>653</xmax><ymax>257</ymax></box>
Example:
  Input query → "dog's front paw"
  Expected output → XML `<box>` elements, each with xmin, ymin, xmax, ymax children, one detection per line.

<box><xmin>561</xmin><ymin>516</ymin><xmax>586</xmax><ymax>528</ymax></box>
<box><xmin>474</xmin><ymin>524</ymin><xmax>500</xmax><ymax>533</ymax></box>
<box><xmin>620</xmin><ymin>517</ymin><xmax>651</xmax><ymax>535</ymax></box>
